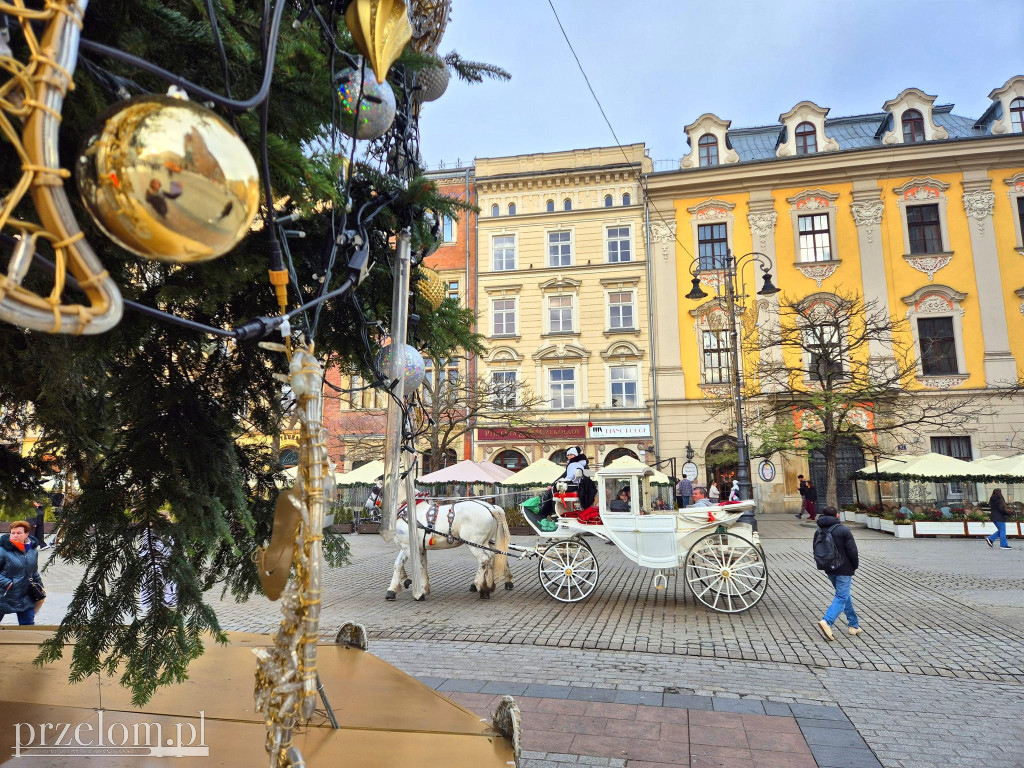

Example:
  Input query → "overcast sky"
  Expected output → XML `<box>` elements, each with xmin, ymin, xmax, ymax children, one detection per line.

<box><xmin>418</xmin><ymin>0</ymin><xmax>1024</xmax><ymax>169</ymax></box>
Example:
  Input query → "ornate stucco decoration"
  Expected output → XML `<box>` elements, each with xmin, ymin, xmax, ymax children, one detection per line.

<box><xmin>698</xmin><ymin>270</ymin><xmax>728</xmax><ymax>290</ymax></box>
<box><xmin>1016</xmin><ymin>287</ymin><xmax>1024</xmax><ymax>315</ymax></box>
<box><xmin>790</xmin><ymin>189</ymin><xmax>839</xmax><ymax>211</ymax></box>
<box><xmin>649</xmin><ymin>220</ymin><xmax>676</xmax><ymax>262</ymax></box>
<box><xmin>776</xmin><ymin>101</ymin><xmax>840</xmax><ymax>157</ymax></box>
<box><xmin>962</xmin><ymin>189</ymin><xmax>996</xmax><ymax>235</ymax></box>
<box><xmin>699</xmin><ymin>384</ymin><xmax>731</xmax><ymax>400</ymax></box>
<box><xmin>850</xmin><ymin>200</ymin><xmax>884</xmax><ymax>244</ymax></box>
<box><xmin>532</xmin><ymin>341</ymin><xmax>590</xmax><ymax>363</ymax></box>
<box><xmin>984</xmin><ymin>75</ymin><xmax>1024</xmax><ymax>135</ymax></box>
<box><xmin>902</xmin><ymin>288</ymin><xmax>967</xmax><ymax>319</ymax></box>
<box><xmin>918</xmin><ymin>376</ymin><xmax>968</xmax><ymax>390</ymax></box>
<box><xmin>1005</xmin><ymin>172</ymin><xmax>1024</xmax><ymax>195</ymax></box>
<box><xmin>680</xmin><ymin>113</ymin><xmax>739</xmax><ymax>168</ymax></box>
<box><xmin>795</xmin><ymin>261</ymin><xmax>840</xmax><ymax>287</ymax></box>
<box><xmin>880</xmin><ymin>88</ymin><xmax>949</xmax><ymax>144</ymax></box>
<box><xmin>904</xmin><ymin>254</ymin><xmax>951</xmax><ymax>281</ymax></box>
<box><xmin>600</xmin><ymin>340</ymin><xmax>643</xmax><ymax>361</ymax></box>
<box><xmin>895</xmin><ymin>176</ymin><xmax>950</xmax><ymax>202</ymax></box>
<box><xmin>747</xmin><ymin>210</ymin><xmax>777</xmax><ymax>251</ymax></box>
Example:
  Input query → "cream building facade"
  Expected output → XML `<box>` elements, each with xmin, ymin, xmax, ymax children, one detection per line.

<box><xmin>472</xmin><ymin>145</ymin><xmax>657</xmax><ymax>470</ymax></box>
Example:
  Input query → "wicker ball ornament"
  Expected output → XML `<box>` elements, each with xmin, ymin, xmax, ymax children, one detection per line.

<box><xmin>415</xmin><ymin>58</ymin><xmax>449</xmax><ymax>103</ymax></box>
<box><xmin>417</xmin><ymin>266</ymin><xmax>445</xmax><ymax>311</ymax></box>
<box><xmin>336</xmin><ymin>65</ymin><xmax>397</xmax><ymax>140</ymax></box>
<box><xmin>376</xmin><ymin>343</ymin><xmax>426</xmax><ymax>392</ymax></box>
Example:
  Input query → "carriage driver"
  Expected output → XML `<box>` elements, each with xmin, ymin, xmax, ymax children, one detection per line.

<box><xmin>539</xmin><ymin>446</ymin><xmax>589</xmax><ymax>518</ymax></box>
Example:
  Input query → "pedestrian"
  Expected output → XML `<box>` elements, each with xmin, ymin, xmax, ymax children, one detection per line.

<box><xmin>812</xmin><ymin>505</ymin><xmax>862</xmax><ymax>640</ymax></box>
<box><xmin>729</xmin><ymin>480</ymin><xmax>740</xmax><ymax>502</ymax></box>
<box><xmin>985</xmin><ymin>488</ymin><xmax>1013</xmax><ymax>550</ymax></box>
<box><xmin>804</xmin><ymin>480</ymin><xmax>818</xmax><ymax>520</ymax></box>
<box><xmin>708</xmin><ymin>481</ymin><xmax>720</xmax><ymax>503</ymax></box>
<box><xmin>31</xmin><ymin>502</ymin><xmax>49</xmax><ymax>550</ymax></box>
<box><xmin>0</xmin><ymin>520</ymin><xmax>43</xmax><ymax>625</ymax></box>
<box><xmin>795</xmin><ymin>474</ymin><xmax>808</xmax><ymax>518</ymax></box>
<box><xmin>689</xmin><ymin>486</ymin><xmax>715</xmax><ymax>507</ymax></box>
<box><xmin>675</xmin><ymin>474</ymin><xmax>693</xmax><ymax>509</ymax></box>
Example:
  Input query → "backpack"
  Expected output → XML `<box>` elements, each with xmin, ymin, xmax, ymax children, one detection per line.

<box><xmin>812</xmin><ymin>526</ymin><xmax>844</xmax><ymax>571</ymax></box>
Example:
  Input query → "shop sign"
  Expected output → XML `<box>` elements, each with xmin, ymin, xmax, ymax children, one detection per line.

<box><xmin>477</xmin><ymin>425</ymin><xmax>585</xmax><ymax>441</ymax></box>
<box><xmin>588</xmin><ymin>424</ymin><xmax>651</xmax><ymax>439</ymax></box>
<box><xmin>681</xmin><ymin>462</ymin><xmax>699</xmax><ymax>482</ymax></box>
<box><xmin>758</xmin><ymin>459</ymin><xmax>776</xmax><ymax>482</ymax></box>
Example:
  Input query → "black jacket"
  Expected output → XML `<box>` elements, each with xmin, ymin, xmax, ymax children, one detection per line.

<box><xmin>798</xmin><ymin>480</ymin><xmax>807</xmax><ymax>498</ymax></box>
<box><xmin>0</xmin><ymin>533</ymin><xmax>40</xmax><ymax>614</ymax></box>
<box><xmin>805</xmin><ymin>486</ymin><xmax>818</xmax><ymax>502</ymax></box>
<box><xmin>989</xmin><ymin>494</ymin><xmax>1008</xmax><ymax>524</ymax></box>
<box><xmin>815</xmin><ymin>515</ymin><xmax>859</xmax><ymax>576</ymax></box>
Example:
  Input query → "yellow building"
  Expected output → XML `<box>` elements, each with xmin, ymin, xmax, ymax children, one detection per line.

<box><xmin>647</xmin><ymin>77</ymin><xmax>1024</xmax><ymax>510</ymax></box>
<box><xmin>472</xmin><ymin>145</ymin><xmax>656</xmax><ymax>470</ymax></box>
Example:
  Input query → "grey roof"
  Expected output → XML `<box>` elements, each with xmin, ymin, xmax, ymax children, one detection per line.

<box><xmin>714</xmin><ymin>105</ymin><xmax>986</xmax><ymax>165</ymax></box>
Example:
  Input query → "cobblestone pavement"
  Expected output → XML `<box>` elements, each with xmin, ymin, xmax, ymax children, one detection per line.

<box><xmin>15</xmin><ymin>515</ymin><xmax>1024</xmax><ymax>767</ymax></box>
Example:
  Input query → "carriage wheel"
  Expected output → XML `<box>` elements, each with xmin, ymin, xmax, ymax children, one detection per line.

<box><xmin>538</xmin><ymin>538</ymin><xmax>599</xmax><ymax>603</ymax></box>
<box><xmin>685</xmin><ymin>531</ymin><xmax>768</xmax><ymax>613</ymax></box>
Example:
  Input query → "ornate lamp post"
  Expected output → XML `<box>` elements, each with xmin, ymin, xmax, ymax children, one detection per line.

<box><xmin>685</xmin><ymin>250</ymin><xmax>779</xmax><ymax>505</ymax></box>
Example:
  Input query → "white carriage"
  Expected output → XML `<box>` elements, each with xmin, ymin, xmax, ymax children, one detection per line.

<box><xmin>517</xmin><ymin>462</ymin><xmax>768</xmax><ymax>613</ymax></box>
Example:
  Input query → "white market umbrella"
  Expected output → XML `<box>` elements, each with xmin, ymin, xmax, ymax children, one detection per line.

<box><xmin>498</xmin><ymin>458</ymin><xmax>564</xmax><ymax>488</ymax></box>
<box><xmin>335</xmin><ymin>459</ymin><xmax>386</xmax><ymax>486</ymax></box>
<box><xmin>601</xmin><ymin>455</ymin><xmax>672</xmax><ymax>486</ymax></box>
<box><xmin>418</xmin><ymin>459</ymin><xmax>514</xmax><ymax>485</ymax></box>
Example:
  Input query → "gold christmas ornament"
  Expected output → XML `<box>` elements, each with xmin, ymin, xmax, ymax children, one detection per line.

<box><xmin>408</xmin><ymin>0</ymin><xmax>451</xmax><ymax>55</ymax></box>
<box><xmin>344</xmin><ymin>0</ymin><xmax>413</xmax><ymax>85</ymax></box>
<box><xmin>76</xmin><ymin>93</ymin><xmax>261</xmax><ymax>263</ymax></box>
<box><xmin>418</xmin><ymin>266</ymin><xmax>445</xmax><ymax>311</ymax></box>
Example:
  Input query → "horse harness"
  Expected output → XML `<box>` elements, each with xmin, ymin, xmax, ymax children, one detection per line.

<box><xmin>399</xmin><ymin>498</ymin><xmax>506</xmax><ymax>554</ymax></box>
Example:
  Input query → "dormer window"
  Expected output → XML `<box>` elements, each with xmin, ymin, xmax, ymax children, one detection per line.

<box><xmin>546</xmin><ymin>199</ymin><xmax>554</xmax><ymax>212</ymax></box>
<box><xmin>1012</xmin><ymin>98</ymin><xmax>1024</xmax><ymax>132</ymax></box>
<box><xmin>491</xmin><ymin>204</ymin><xmax>499</xmax><ymax>217</ymax></box>
<box><xmin>507</xmin><ymin>203</ymin><xmax>516</xmax><ymax>216</ymax></box>
<box><xmin>795</xmin><ymin>122</ymin><xmax>816</xmax><ymax>155</ymax></box>
<box><xmin>604</xmin><ymin>195</ymin><xmax>613</xmax><ymax>207</ymax></box>
<box><xmin>698</xmin><ymin>134</ymin><xmax>718</xmax><ymax>167</ymax></box>
<box><xmin>902</xmin><ymin>109</ymin><xmax>925</xmax><ymax>143</ymax></box>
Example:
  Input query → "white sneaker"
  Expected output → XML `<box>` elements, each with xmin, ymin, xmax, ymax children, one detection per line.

<box><xmin>816</xmin><ymin>620</ymin><xmax>835</xmax><ymax>641</ymax></box>
<box><xmin>848</xmin><ymin>627</ymin><xmax>863</xmax><ymax>636</ymax></box>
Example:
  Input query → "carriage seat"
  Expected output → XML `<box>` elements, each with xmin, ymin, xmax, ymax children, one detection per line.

<box><xmin>554</xmin><ymin>491</ymin><xmax>581</xmax><ymax>517</ymax></box>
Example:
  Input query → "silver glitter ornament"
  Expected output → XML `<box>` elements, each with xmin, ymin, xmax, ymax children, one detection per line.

<box><xmin>336</xmin><ymin>63</ymin><xmax>397</xmax><ymax>140</ymax></box>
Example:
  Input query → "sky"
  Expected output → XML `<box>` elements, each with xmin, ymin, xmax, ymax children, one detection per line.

<box><xmin>418</xmin><ymin>0</ymin><xmax>1024</xmax><ymax>169</ymax></box>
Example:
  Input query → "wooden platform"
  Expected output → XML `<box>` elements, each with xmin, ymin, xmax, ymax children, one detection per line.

<box><xmin>0</xmin><ymin>627</ymin><xmax>516</xmax><ymax>767</ymax></box>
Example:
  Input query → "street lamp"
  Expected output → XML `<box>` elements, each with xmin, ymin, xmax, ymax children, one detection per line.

<box><xmin>686</xmin><ymin>250</ymin><xmax>779</xmax><ymax>506</ymax></box>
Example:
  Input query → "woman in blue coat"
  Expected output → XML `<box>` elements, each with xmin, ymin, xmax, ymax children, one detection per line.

<box><xmin>0</xmin><ymin>520</ymin><xmax>41</xmax><ymax>625</ymax></box>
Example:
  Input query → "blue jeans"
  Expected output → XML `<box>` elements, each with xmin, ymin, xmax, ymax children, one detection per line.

<box><xmin>1</xmin><ymin>607</ymin><xmax>35</xmax><ymax>625</ymax></box>
<box><xmin>823</xmin><ymin>574</ymin><xmax>859</xmax><ymax>629</ymax></box>
<box><xmin>987</xmin><ymin>521</ymin><xmax>1010</xmax><ymax>548</ymax></box>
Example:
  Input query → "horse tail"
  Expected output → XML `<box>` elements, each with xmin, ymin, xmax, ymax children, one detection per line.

<box><xmin>490</xmin><ymin>506</ymin><xmax>512</xmax><ymax>585</ymax></box>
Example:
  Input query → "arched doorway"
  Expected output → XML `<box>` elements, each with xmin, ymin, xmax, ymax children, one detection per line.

<box><xmin>421</xmin><ymin>448</ymin><xmax>457</xmax><ymax>472</ymax></box>
<box><xmin>604</xmin><ymin>447</ymin><xmax>638</xmax><ymax>464</ymax></box>
<box><xmin>705</xmin><ymin>436</ymin><xmax>738</xmax><ymax>489</ymax></box>
<box><xmin>549</xmin><ymin>449</ymin><xmax>568</xmax><ymax>465</ymax></box>
<box><xmin>810</xmin><ymin>440</ymin><xmax>865</xmax><ymax>506</ymax></box>
<box><xmin>494</xmin><ymin>450</ymin><xmax>528</xmax><ymax>471</ymax></box>
<box><xmin>279</xmin><ymin>447</ymin><xmax>299</xmax><ymax>468</ymax></box>
<box><xmin>352</xmin><ymin>459</ymin><xmax>372</xmax><ymax>470</ymax></box>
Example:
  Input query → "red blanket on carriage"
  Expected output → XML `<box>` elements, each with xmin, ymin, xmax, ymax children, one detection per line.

<box><xmin>577</xmin><ymin>505</ymin><xmax>602</xmax><ymax>524</ymax></box>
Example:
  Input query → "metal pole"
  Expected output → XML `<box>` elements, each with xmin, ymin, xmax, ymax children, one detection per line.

<box><xmin>874</xmin><ymin>455</ymin><xmax>882</xmax><ymax>509</ymax></box>
<box><xmin>725</xmin><ymin>253</ymin><xmax>753</xmax><ymax>502</ymax></box>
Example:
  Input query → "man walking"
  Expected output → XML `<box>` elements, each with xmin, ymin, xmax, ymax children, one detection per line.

<box><xmin>795</xmin><ymin>474</ymin><xmax>807</xmax><ymax>518</ymax></box>
<box><xmin>812</xmin><ymin>506</ymin><xmax>862</xmax><ymax>641</ymax></box>
<box><xmin>675</xmin><ymin>474</ymin><xmax>693</xmax><ymax>509</ymax></box>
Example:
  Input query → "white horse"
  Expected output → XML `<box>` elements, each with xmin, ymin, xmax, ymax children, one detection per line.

<box><xmin>384</xmin><ymin>498</ymin><xmax>514</xmax><ymax>601</ymax></box>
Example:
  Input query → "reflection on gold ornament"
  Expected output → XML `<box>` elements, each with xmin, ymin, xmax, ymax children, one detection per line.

<box><xmin>418</xmin><ymin>266</ymin><xmax>445</xmax><ymax>311</ymax></box>
<box><xmin>408</xmin><ymin>0</ymin><xmax>451</xmax><ymax>55</ymax></box>
<box><xmin>76</xmin><ymin>93</ymin><xmax>260</xmax><ymax>263</ymax></box>
<box><xmin>344</xmin><ymin>0</ymin><xmax>413</xmax><ymax>85</ymax></box>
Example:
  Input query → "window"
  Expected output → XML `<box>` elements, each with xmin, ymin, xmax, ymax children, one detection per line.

<box><xmin>697</xmin><ymin>222</ymin><xmax>728</xmax><ymax>270</ymax></box>
<box><xmin>902</xmin><ymin>109</ymin><xmax>925</xmax><ymax>143</ymax></box>
<box><xmin>609</xmin><ymin>365</ymin><xmax>638</xmax><ymax>408</ymax></box>
<box><xmin>349</xmin><ymin>375</ymin><xmax>379</xmax><ymax>409</ymax></box>
<box><xmin>563</xmin><ymin>198</ymin><xmax>572</xmax><ymax>211</ymax></box>
<box><xmin>622</xmin><ymin>193</ymin><xmax>631</xmax><ymax>206</ymax></box>
<box><xmin>491</xmin><ymin>371</ymin><xmax>517</xmax><ymax>408</ymax></box>
<box><xmin>797</xmin><ymin>213</ymin><xmax>832</xmax><ymax>262</ymax></box>
<box><xmin>701</xmin><ymin>330</ymin><xmax>731</xmax><ymax>384</ymax></box>
<box><xmin>546</xmin><ymin>199</ymin><xmax>554</xmax><ymax>212</ymax></box>
<box><xmin>441</xmin><ymin>216</ymin><xmax>454</xmax><ymax>242</ymax></box>
<box><xmin>907</xmin><ymin>204</ymin><xmax>942</xmax><ymax>253</ymax></box>
<box><xmin>604</xmin><ymin>195</ymin><xmax>613</xmax><ymax>207</ymax></box>
<box><xmin>607</xmin><ymin>226</ymin><xmax>631</xmax><ymax>263</ymax></box>
<box><xmin>698</xmin><ymin>134</ymin><xmax>718</xmax><ymax>167</ymax></box>
<box><xmin>493</xmin><ymin>235</ymin><xmax>516</xmax><ymax>271</ymax></box>
<box><xmin>806</xmin><ymin>323</ymin><xmax>844</xmax><ymax>382</ymax></box>
<box><xmin>1011</xmin><ymin>98</ymin><xmax>1024</xmax><ymax>133</ymax></box>
<box><xmin>549</xmin><ymin>368</ymin><xmax>575</xmax><ymax>409</ymax></box>
<box><xmin>548</xmin><ymin>295</ymin><xmax>573</xmax><ymax>333</ymax></box>
<box><xmin>917</xmin><ymin>316</ymin><xmax>958</xmax><ymax>375</ymax></box>
<box><xmin>494</xmin><ymin>450</ymin><xmax>528</xmax><ymax>471</ymax></box>
<box><xmin>795</xmin><ymin>122</ymin><xmax>817</xmax><ymax>155</ymax></box>
<box><xmin>507</xmin><ymin>202</ymin><xmax>516</xmax><ymax>216</ymax></box>
<box><xmin>608</xmin><ymin>292</ymin><xmax>634</xmax><ymax>329</ymax></box>
<box><xmin>491</xmin><ymin>204</ymin><xmax>499</xmax><ymax>217</ymax></box>
<box><xmin>492</xmin><ymin>299</ymin><xmax>516</xmax><ymax>336</ymax></box>
<box><xmin>446</xmin><ymin>280</ymin><xmax>459</xmax><ymax>301</ymax></box>
<box><xmin>423</xmin><ymin>358</ymin><xmax>458</xmax><ymax>403</ymax></box>
<box><xmin>1018</xmin><ymin>197</ymin><xmax>1024</xmax><ymax>241</ymax></box>
<box><xmin>931</xmin><ymin>436</ymin><xmax>972</xmax><ymax>460</ymax></box>
<box><xmin>549</xmin><ymin>449</ymin><xmax>569</xmax><ymax>465</ymax></box>
<box><xmin>547</xmin><ymin>230</ymin><xmax>572</xmax><ymax>267</ymax></box>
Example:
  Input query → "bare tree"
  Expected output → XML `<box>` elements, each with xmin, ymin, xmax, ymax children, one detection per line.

<box><xmin>707</xmin><ymin>290</ymin><xmax>991</xmax><ymax>508</ymax></box>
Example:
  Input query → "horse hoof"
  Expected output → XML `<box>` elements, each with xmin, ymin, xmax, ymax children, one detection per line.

<box><xmin>505</xmin><ymin>582</ymin><xmax>514</xmax><ymax>590</ymax></box>
<box><xmin>404</xmin><ymin>579</ymin><xmax>412</xmax><ymax>589</ymax></box>
<box><xmin>414</xmin><ymin>595</ymin><xmax>426</xmax><ymax>602</ymax></box>
<box><xmin>469</xmin><ymin>583</ymin><xmax>477</xmax><ymax>592</ymax></box>
<box><xmin>385</xmin><ymin>591</ymin><xmax>396</xmax><ymax>601</ymax></box>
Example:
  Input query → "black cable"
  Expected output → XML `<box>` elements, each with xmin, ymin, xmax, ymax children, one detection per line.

<box><xmin>77</xmin><ymin>0</ymin><xmax>288</xmax><ymax>113</ymax></box>
<box><xmin>203</xmin><ymin>0</ymin><xmax>234</xmax><ymax>101</ymax></box>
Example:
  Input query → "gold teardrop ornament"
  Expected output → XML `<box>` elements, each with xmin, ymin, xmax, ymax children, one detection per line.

<box><xmin>76</xmin><ymin>94</ymin><xmax>261</xmax><ymax>263</ymax></box>
<box><xmin>417</xmin><ymin>265</ymin><xmax>445</xmax><ymax>311</ymax></box>
<box><xmin>345</xmin><ymin>0</ymin><xmax>413</xmax><ymax>84</ymax></box>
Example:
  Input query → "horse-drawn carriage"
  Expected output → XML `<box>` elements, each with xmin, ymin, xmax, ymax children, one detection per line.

<box><xmin>516</xmin><ymin>462</ymin><xmax>769</xmax><ymax>613</ymax></box>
